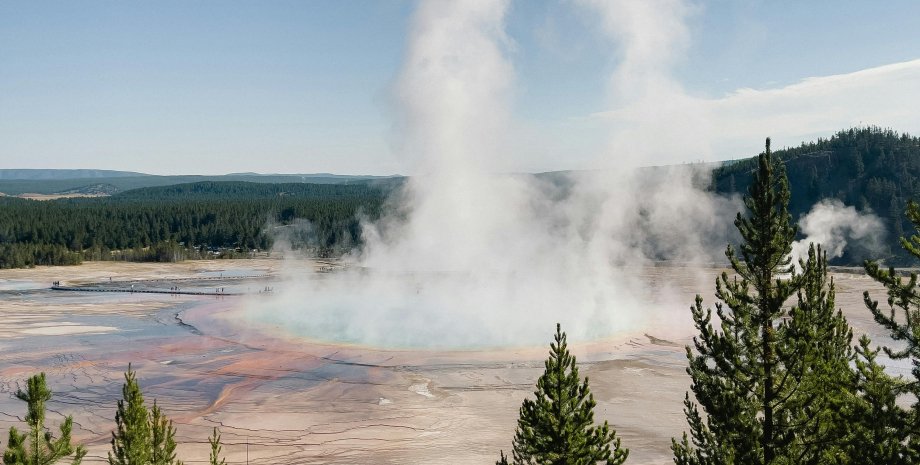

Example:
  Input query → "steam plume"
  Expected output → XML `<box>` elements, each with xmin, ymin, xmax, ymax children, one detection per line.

<box><xmin>578</xmin><ymin>0</ymin><xmax>707</xmax><ymax>168</ymax></box>
<box><xmin>247</xmin><ymin>0</ymin><xmax>741</xmax><ymax>348</ymax></box>
<box><xmin>791</xmin><ymin>199</ymin><xmax>886</xmax><ymax>265</ymax></box>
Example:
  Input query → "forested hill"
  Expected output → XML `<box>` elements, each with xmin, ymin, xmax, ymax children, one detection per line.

<box><xmin>0</xmin><ymin>169</ymin><xmax>144</xmax><ymax>180</ymax></box>
<box><xmin>713</xmin><ymin>127</ymin><xmax>920</xmax><ymax>263</ymax></box>
<box><xmin>0</xmin><ymin>173</ymin><xmax>399</xmax><ymax>196</ymax></box>
<box><xmin>113</xmin><ymin>180</ymin><xmax>401</xmax><ymax>200</ymax></box>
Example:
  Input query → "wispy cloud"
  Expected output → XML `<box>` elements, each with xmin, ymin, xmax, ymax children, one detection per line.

<box><xmin>580</xmin><ymin>0</ymin><xmax>920</xmax><ymax>165</ymax></box>
<box><xmin>707</xmin><ymin>59</ymin><xmax>920</xmax><ymax>155</ymax></box>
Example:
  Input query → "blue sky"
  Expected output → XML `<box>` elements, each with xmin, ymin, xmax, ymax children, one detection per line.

<box><xmin>1</xmin><ymin>0</ymin><xmax>919</xmax><ymax>175</ymax></box>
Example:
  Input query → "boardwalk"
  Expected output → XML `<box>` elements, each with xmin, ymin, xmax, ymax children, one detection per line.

<box><xmin>49</xmin><ymin>273</ymin><xmax>271</xmax><ymax>296</ymax></box>
<box><xmin>51</xmin><ymin>285</ymin><xmax>244</xmax><ymax>296</ymax></box>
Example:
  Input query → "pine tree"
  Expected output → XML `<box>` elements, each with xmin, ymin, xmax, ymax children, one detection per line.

<box><xmin>149</xmin><ymin>402</ymin><xmax>181</xmax><ymax>465</ymax></box>
<box><xmin>109</xmin><ymin>366</ymin><xmax>151</xmax><ymax>465</ymax></box>
<box><xmin>108</xmin><ymin>366</ymin><xmax>183</xmax><ymax>465</ymax></box>
<box><xmin>500</xmin><ymin>323</ymin><xmax>628</xmax><ymax>465</ymax></box>
<box><xmin>208</xmin><ymin>428</ymin><xmax>226</xmax><ymax>465</ymax></box>
<box><xmin>841</xmin><ymin>336</ymin><xmax>914</xmax><ymax>464</ymax></box>
<box><xmin>781</xmin><ymin>245</ymin><xmax>854</xmax><ymax>464</ymax></box>
<box><xmin>672</xmin><ymin>139</ymin><xmax>855</xmax><ymax>464</ymax></box>
<box><xmin>863</xmin><ymin>199</ymin><xmax>920</xmax><ymax>457</ymax></box>
<box><xmin>889</xmin><ymin>196</ymin><xmax>905</xmax><ymax>250</ymax></box>
<box><xmin>2</xmin><ymin>373</ymin><xmax>87</xmax><ymax>465</ymax></box>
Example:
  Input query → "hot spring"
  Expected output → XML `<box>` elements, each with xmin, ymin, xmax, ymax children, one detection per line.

<box><xmin>241</xmin><ymin>263</ymin><xmax>707</xmax><ymax>349</ymax></box>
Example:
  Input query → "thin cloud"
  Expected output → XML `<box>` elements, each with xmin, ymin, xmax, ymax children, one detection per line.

<box><xmin>590</xmin><ymin>56</ymin><xmax>920</xmax><ymax>163</ymax></box>
<box><xmin>579</xmin><ymin>0</ymin><xmax>920</xmax><ymax>165</ymax></box>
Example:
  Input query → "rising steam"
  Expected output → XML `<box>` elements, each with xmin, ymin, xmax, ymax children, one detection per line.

<box><xmin>245</xmin><ymin>0</ymin><xmax>743</xmax><ymax>348</ymax></box>
<box><xmin>791</xmin><ymin>199</ymin><xmax>886</xmax><ymax>265</ymax></box>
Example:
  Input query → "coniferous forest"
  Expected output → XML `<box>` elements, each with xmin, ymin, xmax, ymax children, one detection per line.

<box><xmin>1</xmin><ymin>127</ymin><xmax>917</xmax><ymax>270</ymax></box>
<box><xmin>714</xmin><ymin>127</ymin><xmax>920</xmax><ymax>263</ymax></box>
<box><xmin>0</xmin><ymin>181</ymin><xmax>394</xmax><ymax>268</ymax></box>
<box><xmin>0</xmin><ymin>127</ymin><xmax>918</xmax><ymax>269</ymax></box>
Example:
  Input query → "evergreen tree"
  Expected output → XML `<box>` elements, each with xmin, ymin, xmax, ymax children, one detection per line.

<box><xmin>890</xmin><ymin>196</ymin><xmax>905</xmax><ymax>250</ymax></box>
<box><xmin>863</xmin><ymin>199</ymin><xmax>920</xmax><ymax>457</ymax></box>
<box><xmin>109</xmin><ymin>366</ymin><xmax>151</xmax><ymax>465</ymax></box>
<box><xmin>841</xmin><ymin>336</ymin><xmax>914</xmax><ymax>464</ymax></box>
<box><xmin>108</xmin><ymin>366</ymin><xmax>183</xmax><ymax>465</ymax></box>
<box><xmin>149</xmin><ymin>402</ymin><xmax>181</xmax><ymax>465</ymax></box>
<box><xmin>208</xmin><ymin>428</ymin><xmax>226</xmax><ymax>465</ymax></box>
<box><xmin>2</xmin><ymin>373</ymin><xmax>87</xmax><ymax>465</ymax></box>
<box><xmin>781</xmin><ymin>245</ymin><xmax>854</xmax><ymax>464</ymax></box>
<box><xmin>500</xmin><ymin>323</ymin><xmax>628</xmax><ymax>465</ymax></box>
<box><xmin>672</xmin><ymin>139</ymin><xmax>854</xmax><ymax>464</ymax></box>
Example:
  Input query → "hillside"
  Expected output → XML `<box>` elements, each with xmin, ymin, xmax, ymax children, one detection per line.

<box><xmin>0</xmin><ymin>169</ymin><xmax>144</xmax><ymax>180</ymax></box>
<box><xmin>0</xmin><ymin>173</ymin><xmax>400</xmax><ymax>196</ymax></box>
<box><xmin>713</xmin><ymin>127</ymin><xmax>920</xmax><ymax>264</ymax></box>
<box><xmin>113</xmin><ymin>179</ymin><xmax>402</xmax><ymax>200</ymax></box>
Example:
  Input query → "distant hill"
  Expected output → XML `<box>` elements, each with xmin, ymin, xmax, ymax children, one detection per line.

<box><xmin>114</xmin><ymin>179</ymin><xmax>403</xmax><ymax>200</ymax></box>
<box><xmin>227</xmin><ymin>172</ymin><xmax>395</xmax><ymax>180</ymax></box>
<box><xmin>713</xmin><ymin>126</ymin><xmax>920</xmax><ymax>264</ymax></box>
<box><xmin>0</xmin><ymin>172</ymin><xmax>401</xmax><ymax>196</ymax></box>
<box><xmin>0</xmin><ymin>169</ymin><xmax>145</xmax><ymax>180</ymax></box>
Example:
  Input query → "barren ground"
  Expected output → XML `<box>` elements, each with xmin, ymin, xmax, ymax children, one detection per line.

<box><xmin>0</xmin><ymin>259</ymin><xmax>896</xmax><ymax>464</ymax></box>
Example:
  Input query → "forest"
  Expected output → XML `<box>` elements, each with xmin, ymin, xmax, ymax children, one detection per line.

<box><xmin>0</xmin><ymin>181</ymin><xmax>395</xmax><ymax>268</ymax></box>
<box><xmin>0</xmin><ymin>126</ymin><xmax>918</xmax><ymax>269</ymax></box>
<box><xmin>713</xmin><ymin>126</ymin><xmax>920</xmax><ymax>263</ymax></box>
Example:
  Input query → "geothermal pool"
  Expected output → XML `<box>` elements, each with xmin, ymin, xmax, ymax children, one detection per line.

<box><xmin>0</xmin><ymin>259</ymin><xmax>900</xmax><ymax>465</ymax></box>
<box><xmin>239</xmin><ymin>262</ymin><xmax>714</xmax><ymax>349</ymax></box>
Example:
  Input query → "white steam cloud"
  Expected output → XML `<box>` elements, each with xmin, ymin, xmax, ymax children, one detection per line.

<box><xmin>791</xmin><ymin>199</ymin><xmax>886</xmax><ymax>265</ymax></box>
<box><xmin>578</xmin><ymin>0</ymin><xmax>706</xmax><ymax>168</ymax></box>
<box><xmin>245</xmin><ymin>0</ymin><xmax>742</xmax><ymax>348</ymax></box>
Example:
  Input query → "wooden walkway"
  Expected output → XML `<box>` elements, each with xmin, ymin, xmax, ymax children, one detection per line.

<box><xmin>47</xmin><ymin>273</ymin><xmax>274</xmax><ymax>296</ymax></box>
<box><xmin>51</xmin><ymin>286</ymin><xmax>244</xmax><ymax>296</ymax></box>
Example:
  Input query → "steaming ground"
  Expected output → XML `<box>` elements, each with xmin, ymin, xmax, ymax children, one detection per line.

<box><xmin>245</xmin><ymin>258</ymin><xmax>705</xmax><ymax>349</ymax></box>
<box><xmin>791</xmin><ymin>199</ymin><xmax>886</xmax><ymax>265</ymax></box>
<box><xmin>256</xmin><ymin>167</ymin><xmax>747</xmax><ymax>349</ymax></box>
<box><xmin>252</xmin><ymin>164</ymin><xmax>885</xmax><ymax>350</ymax></box>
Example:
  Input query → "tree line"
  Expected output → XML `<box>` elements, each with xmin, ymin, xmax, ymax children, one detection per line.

<box><xmin>1</xmin><ymin>127</ymin><xmax>918</xmax><ymax>269</ymax></box>
<box><xmin>0</xmin><ymin>181</ymin><xmax>391</xmax><ymax>268</ymax></box>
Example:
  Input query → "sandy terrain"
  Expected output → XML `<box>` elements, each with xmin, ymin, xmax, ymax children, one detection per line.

<box><xmin>0</xmin><ymin>259</ymin><xmax>898</xmax><ymax>464</ymax></box>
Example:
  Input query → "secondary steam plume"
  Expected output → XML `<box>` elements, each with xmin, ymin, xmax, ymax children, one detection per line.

<box><xmin>248</xmin><ymin>0</ymin><xmax>741</xmax><ymax>348</ymax></box>
<box><xmin>791</xmin><ymin>199</ymin><xmax>886</xmax><ymax>265</ymax></box>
